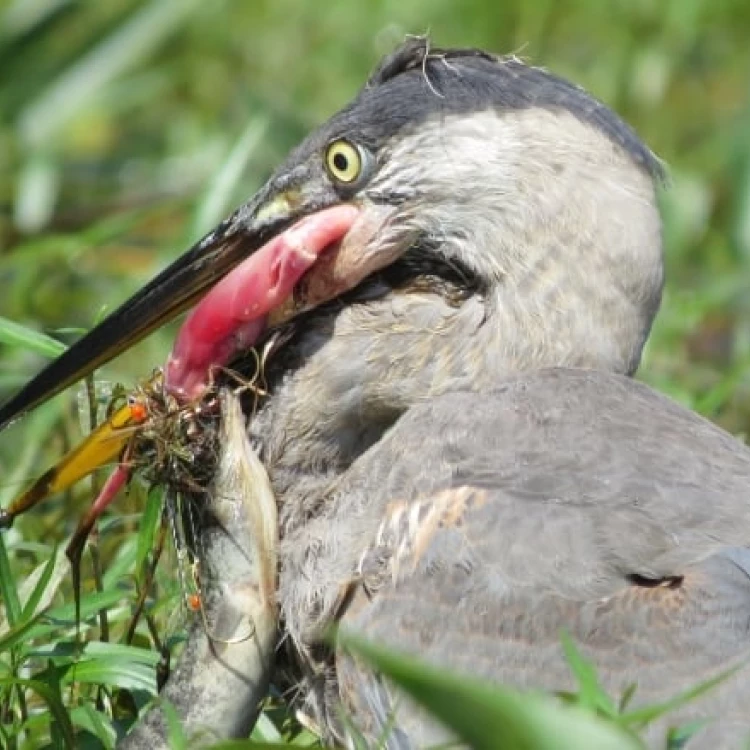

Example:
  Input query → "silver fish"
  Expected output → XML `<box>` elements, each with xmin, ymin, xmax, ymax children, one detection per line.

<box><xmin>121</xmin><ymin>387</ymin><xmax>278</xmax><ymax>748</ymax></box>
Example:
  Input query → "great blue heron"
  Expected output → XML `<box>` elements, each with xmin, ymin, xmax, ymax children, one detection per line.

<box><xmin>2</xmin><ymin>39</ymin><xmax>750</xmax><ymax>748</ymax></box>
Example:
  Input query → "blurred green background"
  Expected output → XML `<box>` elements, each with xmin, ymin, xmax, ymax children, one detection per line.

<box><xmin>0</xmin><ymin>0</ymin><xmax>749</xmax><ymax>746</ymax></box>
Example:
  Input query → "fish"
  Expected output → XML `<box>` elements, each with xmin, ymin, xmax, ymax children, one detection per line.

<box><xmin>120</xmin><ymin>387</ymin><xmax>278</xmax><ymax>747</ymax></box>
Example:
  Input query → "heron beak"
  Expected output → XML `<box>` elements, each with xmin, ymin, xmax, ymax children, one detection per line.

<box><xmin>0</xmin><ymin>399</ymin><xmax>145</xmax><ymax>528</ymax></box>
<box><xmin>0</xmin><ymin>191</ymin><xmax>364</xmax><ymax>521</ymax></box>
<box><xmin>0</xmin><ymin>178</ymin><xmax>398</xmax><ymax>521</ymax></box>
<box><xmin>0</xmin><ymin>191</ymin><xmax>361</xmax><ymax>432</ymax></box>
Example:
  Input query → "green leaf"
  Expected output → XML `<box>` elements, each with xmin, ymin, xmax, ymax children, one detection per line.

<box><xmin>250</xmin><ymin>711</ymin><xmax>284</xmax><ymax>742</ymax></box>
<box><xmin>0</xmin><ymin>532</ymin><xmax>23</xmax><ymax>628</ymax></box>
<box><xmin>60</xmin><ymin>656</ymin><xmax>157</xmax><ymax>694</ymax></box>
<box><xmin>0</xmin><ymin>315</ymin><xmax>67</xmax><ymax>358</ymax></box>
<box><xmin>0</xmin><ymin>610</ymin><xmax>46</xmax><ymax>655</ymax></box>
<box><xmin>135</xmin><ymin>486</ymin><xmax>164</xmax><ymax>572</ymax></box>
<box><xmin>160</xmin><ymin>698</ymin><xmax>187</xmax><ymax>750</ymax></box>
<box><xmin>101</xmin><ymin>534</ymin><xmax>138</xmax><ymax>588</ymax></box>
<box><xmin>620</xmin><ymin>661</ymin><xmax>745</xmax><ymax>729</ymax></box>
<box><xmin>0</xmin><ymin>675</ymin><xmax>76</xmax><ymax>748</ymax></box>
<box><xmin>20</xmin><ymin>544</ymin><xmax>61</xmax><ymax>621</ymax></box>
<box><xmin>560</xmin><ymin>629</ymin><xmax>618</xmax><ymax>717</ymax></box>
<box><xmin>666</xmin><ymin>719</ymin><xmax>710</xmax><ymax>749</ymax></box>
<box><xmin>69</xmin><ymin>704</ymin><xmax>118</xmax><ymax>749</ymax></box>
<box><xmin>1</xmin><ymin>588</ymin><xmax>130</xmax><ymax>650</ymax></box>
<box><xmin>46</xmin><ymin>587</ymin><xmax>129</xmax><ymax>623</ymax></box>
<box><xmin>31</xmin><ymin>640</ymin><xmax>162</xmax><ymax>668</ymax></box>
<box><xmin>340</xmin><ymin>632</ymin><xmax>642</xmax><ymax>750</ymax></box>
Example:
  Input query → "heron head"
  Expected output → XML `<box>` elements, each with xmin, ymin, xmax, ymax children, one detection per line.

<box><xmin>0</xmin><ymin>38</ymin><xmax>664</xmax><ymax>430</ymax></box>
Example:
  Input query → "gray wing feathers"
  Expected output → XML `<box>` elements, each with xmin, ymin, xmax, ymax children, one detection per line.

<box><xmin>325</xmin><ymin>369</ymin><xmax>750</xmax><ymax>747</ymax></box>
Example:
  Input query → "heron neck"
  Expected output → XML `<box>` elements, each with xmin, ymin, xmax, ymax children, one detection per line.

<box><xmin>250</xmin><ymin>269</ymin><xmax>649</xmax><ymax>534</ymax></box>
<box><xmin>249</xmin><ymin>290</ymin><xmax>499</xmax><ymax>531</ymax></box>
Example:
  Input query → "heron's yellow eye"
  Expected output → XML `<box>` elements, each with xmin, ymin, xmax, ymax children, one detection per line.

<box><xmin>325</xmin><ymin>139</ymin><xmax>363</xmax><ymax>184</ymax></box>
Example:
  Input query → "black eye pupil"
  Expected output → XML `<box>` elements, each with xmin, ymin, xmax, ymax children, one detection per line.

<box><xmin>333</xmin><ymin>152</ymin><xmax>349</xmax><ymax>172</ymax></box>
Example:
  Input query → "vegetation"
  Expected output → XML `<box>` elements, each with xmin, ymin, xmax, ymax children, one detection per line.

<box><xmin>0</xmin><ymin>0</ymin><xmax>749</xmax><ymax>747</ymax></box>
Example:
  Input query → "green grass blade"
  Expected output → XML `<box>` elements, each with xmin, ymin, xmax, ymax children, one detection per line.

<box><xmin>31</xmin><ymin>640</ymin><xmax>162</xmax><ymax>668</ymax></box>
<box><xmin>20</xmin><ymin>544</ymin><xmax>60</xmax><ymax>621</ymax></box>
<box><xmin>135</xmin><ymin>486</ymin><xmax>163</xmax><ymax>572</ymax></box>
<box><xmin>0</xmin><ymin>675</ymin><xmax>76</xmax><ymax>748</ymax></box>
<box><xmin>560</xmin><ymin>630</ymin><xmax>618</xmax><ymax>717</ymax></box>
<box><xmin>0</xmin><ymin>534</ymin><xmax>22</xmax><ymax>627</ymax></box>
<box><xmin>340</xmin><ymin>633</ymin><xmax>642</xmax><ymax>750</ymax></box>
<box><xmin>620</xmin><ymin>661</ymin><xmax>745</xmax><ymax>729</ymax></box>
<box><xmin>0</xmin><ymin>315</ymin><xmax>66</xmax><ymax>358</ymax></box>
<box><xmin>0</xmin><ymin>610</ymin><xmax>44</xmax><ymax>654</ymax></box>
<box><xmin>159</xmin><ymin>698</ymin><xmax>187</xmax><ymax>750</ymax></box>
<box><xmin>60</xmin><ymin>657</ymin><xmax>157</xmax><ymax>693</ymax></box>
<box><xmin>69</xmin><ymin>703</ymin><xmax>117</xmax><ymax>750</ymax></box>
<box><xmin>1</xmin><ymin>588</ymin><xmax>132</xmax><ymax>649</ymax></box>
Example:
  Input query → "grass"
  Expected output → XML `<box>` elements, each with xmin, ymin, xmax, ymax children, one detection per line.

<box><xmin>0</xmin><ymin>0</ymin><xmax>749</xmax><ymax>747</ymax></box>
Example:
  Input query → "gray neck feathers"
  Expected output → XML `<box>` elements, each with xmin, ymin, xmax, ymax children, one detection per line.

<box><xmin>251</xmin><ymin>107</ymin><xmax>663</xmax><ymax>533</ymax></box>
